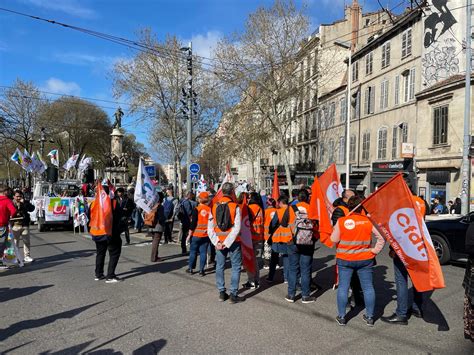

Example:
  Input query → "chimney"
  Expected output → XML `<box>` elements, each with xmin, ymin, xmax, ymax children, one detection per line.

<box><xmin>350</xmin><ymin>0</ymin><xmax>360</xmax><ymax>51</ymax></box>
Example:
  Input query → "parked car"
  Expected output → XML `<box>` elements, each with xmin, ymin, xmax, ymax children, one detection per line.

<box><xmin>425</xmin><ymin>213</ymin><xmax>473</xmax><ymax>264</ymax></box>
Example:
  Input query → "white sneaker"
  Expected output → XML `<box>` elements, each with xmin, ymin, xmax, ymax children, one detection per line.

<box><xmin>24</xmin><ymin>256</ymin><xmax>34</xmax><ymax>263</ymax></box>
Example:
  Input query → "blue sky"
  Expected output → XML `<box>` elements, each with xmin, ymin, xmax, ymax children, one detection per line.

<box><xmin>0</xmin><ymin>0</ymin><xmax>387</xmax><ymax>162</ymax></box>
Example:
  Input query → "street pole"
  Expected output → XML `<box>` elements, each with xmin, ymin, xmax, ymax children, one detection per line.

<box><xmin>461</xmin><ymin>0</ymin><xmax>472</xmax><ymax>214</ymax></box>
<box><xmin>40</xmin><ymin>127</ymin><xmax>46</xmax><ymax>156</ymax></box>
<box><xmin>345</xmin><ymin>51</ymin><xmax>351</xmax><ymax>190</ymax></box>
<box><xmin>186</xmin><ymin>41</ymin><xmax>193</xmax><ymax>193</ymax></box>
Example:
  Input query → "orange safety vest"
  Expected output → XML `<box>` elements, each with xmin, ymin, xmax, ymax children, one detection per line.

<box><xmin>336</xmin><ymin>213</ymin><xmax>374</xmax><ymax>261</ymax></box>
<box><xmin>338</xmin><ymin>205</ymin><xmax>349</xmax><ymax>216</ymax></box>
<box><xmin>412</xmin><ymin>195</ymin><xmax>426</xmax><ymax>217</ymax></box>
<box><xmin>263</xmin><ymin>207</ymin><xmax>277</xmax><ymax>241</ymax></box>
<box><xmin>248</xmin><ymin>204</ymin><xmax>264</xmax><ymax>241</ymax></box>
<box><xmin>272</xmin><ymin>206</ymin><xmax>295</xmax><ymax>244</ymax></box>
<box><xmin>193</xmin><ymin>204</ymin><xmax>211</xmax><ymax>238</ymax></box>
<box><xmin>212</xmin><ymin>196</ymin><xmax>239</xmax><ymax>242</ymax></box>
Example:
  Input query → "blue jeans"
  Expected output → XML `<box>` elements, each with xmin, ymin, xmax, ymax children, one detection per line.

<box><xmin>268</xmin><ymin>243</ymin><xmax>289</xmax><ymax>281</ymax></box>
<box><xmin>188</xmin><ymin>237</ymin><xmax>210</xmax><ymax>272</ymax></box>
<box><xmin>216</xmin><ymin>242</ymin><xmax>242</xmax><ymax>296</ymax></box>
<box><xmin>393</xmin><ymin>256</ymin><xmax>423</xmax><ymax>317</ymax></box>
<box><xmin>336</xmin><ymin>258</ymin><xmax>375</xmax><ymax>318</ymax></box>
<box><xmin>133</xmin><ymin>209</ymin><xmax>144</xmax><ymax>230</ymax></box>
<box><xmin>288</xmin><ymin>244</ymin><xmax>313</xmax><ymax>297</ymax></box>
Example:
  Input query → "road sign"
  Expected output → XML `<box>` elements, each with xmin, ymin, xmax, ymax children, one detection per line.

<box><xmin>191</xmin><ymin>173</ymin><xmax>199</xmax><ymax>182</ymax></box>
<box><xmin>189</xmin><ymin>163</ymin><xmax>200</xmax><ymax>174</ymax></box>
<box><xmin>145</xmin><ymin>165</ymin><xmax>156</xmax><ymax>178</ymax></box>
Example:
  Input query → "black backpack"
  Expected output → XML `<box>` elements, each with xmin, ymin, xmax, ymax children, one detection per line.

<box><xmin>215</xmin><ymin>202</ymin><xmax>234</xmax><ymax>231</ymax></box>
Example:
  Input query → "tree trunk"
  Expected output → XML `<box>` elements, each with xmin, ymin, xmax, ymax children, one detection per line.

<box><xmin>249</xmin><ymin>159</ymin><xmax>255</xmax><ymax>188</ymax></box>
<box><xmin>6</xmin><ymin>159</ymin><xmax>11</xmax><ymax>187</ymax></box>
<box><xmin>278</xmin><ymin>138</ymin><xmax>293</xmax><ymax>195</ymax></box>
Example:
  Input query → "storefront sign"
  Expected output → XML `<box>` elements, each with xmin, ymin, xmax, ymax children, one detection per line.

<box><xmin>372</xmin><ymin>160</ymin><xmax>413</xmax><ymax>172</ymax></box>
<box><xmin>401</xmin><ymin>143</ymin><xmax>415</xmax><ymax>158</ymax></box>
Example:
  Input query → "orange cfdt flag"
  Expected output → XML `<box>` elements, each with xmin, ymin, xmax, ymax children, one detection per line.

<box><xmin>308</xmin><ymin>177</ymin><xmax>333</xmax><ymax>248</ymax></box>
<box><xmin>361</xmin><ymin>173</ymin><xmax>445</xmax><ymax>292</ymax></box>
<box><xmin>271</xmin><ymin>170</ymin><xmax>280</xmax><ymax>201</ymax></box>
<box><xmin>240</xmin><ymin>195</ymin><xmax>257</xmax><ymax>274</ymax></box>
<box><xmin>319</xmin><ymin>163</ymin><xmax>343</xmax><ymax>216</ymax></box>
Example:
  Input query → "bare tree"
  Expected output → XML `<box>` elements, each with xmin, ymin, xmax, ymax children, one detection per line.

<box><xmin>113</xmin><ymin>29</ymin><xmax>222</xmax><ymax>196</ymax></box>
<box><xmin>214</xmin><ymin>0</ymin><xmax>310</xmax><ymax>193</ymax></box>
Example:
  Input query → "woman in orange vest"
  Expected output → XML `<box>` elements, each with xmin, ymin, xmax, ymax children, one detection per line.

<box><xmin>186</xmin><ymin>191</ymin><xmax>211</xmax><ymax>276</ymax></box>
<box><xmin>267</xmin><ymin>195</ymin><xmax>295</xmax><ymax>283</ymax></box>
<box><xmin>330</xmin><ymin>195</ymin><xmax>385</xmax><ymax>326</ymax></box>
<box><xmin>242</xmin><ymin>192</ymin><xmax>265</xmax><ymax>289</ymax></box>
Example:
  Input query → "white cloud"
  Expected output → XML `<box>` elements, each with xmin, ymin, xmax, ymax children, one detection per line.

<box><xmin>187</xmin><ymin>31</ymin><xmax>223</xmax><ymax>61</ymax></box>
<box><xmin>52</xmin><ymin>52</ymin><xmax>124</xmax><ymax>69</ymax></box>
<box><xmin>20</xmin><ymin>0</ymin><xmax>97</xmax><ymax>19</ymax></box>
<box><xmin>41</xmin><ymin>78</ymin><xmax>81</xmax><ymax>95</ymax></box>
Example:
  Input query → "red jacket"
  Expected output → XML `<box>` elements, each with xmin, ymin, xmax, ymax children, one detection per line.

<box><xmin>0</xmin><ymin>195</ymin><xmax>17</xmax><ymax>227</ymax></box>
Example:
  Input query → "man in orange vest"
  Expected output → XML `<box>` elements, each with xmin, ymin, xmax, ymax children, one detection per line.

<box><xmin>186</xmin><ymin>191</ymin><xmax>211</xmax><ymax>276</ymax></box>
<box><xmin>242</xmin><ymin>192</ymin><xmax>264</xmax><ymax>289</ymax></box>
<box><xmin>266</xmin><ymin>195</ymin><xmax>294</xmax><ymax>283</ymax></box>
<box><xmin>330</xmin><ymin>195</ymin><xmax>385</xmax><ymax>326</ymax></box>
<box><xmin>208</xmin><ymin>182</ymin><xmax>245</xmax><ymax>303</ymax></box>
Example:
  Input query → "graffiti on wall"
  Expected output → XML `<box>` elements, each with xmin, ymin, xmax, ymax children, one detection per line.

<box><xmin>422</xmin><ymin>38</ymin><xmax>459</xmax><ymax>85</ymax></box>
<box><xmin>423</xmin><ymin>0</ymin><xmax>457</xmax><ymax>48</ymax></box>
<box><xmin>422</xmin><ymin>0</ymin><xmax>459</xmax><ymax>86</ymax></box>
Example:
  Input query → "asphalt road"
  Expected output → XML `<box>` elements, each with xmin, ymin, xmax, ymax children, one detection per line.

<box><xmin>0</xmin><ymin>227</ymin><xmax>473</xmax><ymax>354</ymax></box>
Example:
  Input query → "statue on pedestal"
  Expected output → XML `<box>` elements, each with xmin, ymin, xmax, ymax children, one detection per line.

<box><xmin>113</xmin><ymin>107</ymin><xmax>124</xmax><ymax>129</ymax></box>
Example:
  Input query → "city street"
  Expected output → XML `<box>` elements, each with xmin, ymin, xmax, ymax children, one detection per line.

<box><xmin>0</xmin><ymin>228</ymin><xmax>471</xmax><ymax>354</ymax></box>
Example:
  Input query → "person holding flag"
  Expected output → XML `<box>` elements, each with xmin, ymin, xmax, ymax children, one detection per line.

<box><xmin>47</xmin><ymin>149</ymin><xmax>59</xmax><ymax>167</ymax></box>
<box><xmin>330</xmin><ymin>195</ymin><xmax>385</xmax><ymax>326</ymax></box>
<box><xmin>207</xmin><ymin>182</ymin><xmax>244</xmax><ymax>303</ymax></box>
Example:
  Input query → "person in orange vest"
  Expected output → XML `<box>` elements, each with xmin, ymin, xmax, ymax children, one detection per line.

<box><xmin>208</xmin><ymin>182</ymin><xmax>245</xmax><ymax>303</ymax></box>
<box><xmin>330</xmin><ymin>195</ymin><xmax>385</xmax><ymax>326</ymax></box>
<box><xmin>186</xmin><ymin>191</ymin><xmax>211</xmax><ymax>276</ymax></box>
<box><xmin>286</xmin><ymin>189</ymin><xmax>318</xmax><ymax>303</ymax></box>
<box><xmin>266</xmin><ymin>195</ymin><xmax>294</xmax><ymax>283</ymax></box>
<box><xmin>262</xmin><ymin>197</ymin><xmax>277</xmax><ymax>270</ymax></box>
<box><xmin>382</xmin><ymin>190</ymin><xmax>427</xmax><ymax>325</ymax></box>
<box><xmin>242</xmin><ymin>192</ymin><xmax>265</xmax><ymax>289</ymax></box>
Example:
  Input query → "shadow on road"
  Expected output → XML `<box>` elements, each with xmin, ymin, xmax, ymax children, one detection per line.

<box><xmin>34</xmin><ymin>241</ymin><xmax>78</xmax><ymax>247</ymax></box>
<box><xmin>421</xmin><ymin>290</ymin><xmax>450</xmax><ymax>331</ymax></box>
<box><xmin>132</xmin><ymin>338</ymin><xmax>167</xmax><ymax>354</ymax></box>
<box><xmin>0</xmin><ymin>284</ymin><xmax>54</xmax><ymax>303</ymax></box>
<box><xmin>0</xmin><ymin>301</ymin><xmax>104</xmax><ymax>342</ymax></box>
<box><xmin>118</xmin><ymin>255</ymin><xmax>188</xmax><ymax>280</ymax></box>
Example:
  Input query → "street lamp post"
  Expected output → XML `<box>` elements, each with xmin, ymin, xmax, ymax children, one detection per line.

<box><xmin>180</xmin><ymin>43</ymin><xmax>193</xmax><ymax>193</ymax></box>
<box><xmin>334</xmin><ymin>40</ymin><xmax>352</xmax><ymax>190</ymax></box>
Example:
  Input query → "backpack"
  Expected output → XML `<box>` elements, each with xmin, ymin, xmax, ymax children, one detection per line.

<box><xmin>215</xmin><ymin>202</ymin><xmax>233</xmax><ymax>231</ymax></box>
<box><xmin>163</xmin><ymin>198</ymin><xmax>175</xmax><ymax>219</ymax></box>
<box><xmin>291</xmin><ymin>205</ymin><xmax>314</xmax><ymax>245</ymax></box>
<box><xmin>143</xmin><ymin>206</ymin><xmax>158</xmax><ymax>228</ymax></box>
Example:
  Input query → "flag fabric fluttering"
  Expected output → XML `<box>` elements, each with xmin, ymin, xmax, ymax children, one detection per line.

<box><xmin>197</xmin><ymin>174</ymin><xmax>208</xmax><ymax>193</ymax></box>
<box><xmin>361</xmin><ymin>173</ymin><xmax>445</xmax><ymax>292</ymax></box>
<box><xmin>78</xmin><ymin>156</ymin><xmax>92</xmax><ymax>173</ymax></box>
<box><xmin>271</xmin><ymin>170</ymin><xmax>280</xmax><ymax>201</ymax></box>
<box><xmin>63</xmin><ymin>154</ymin><xmax>79</xmax><ymax>171</ymax></box>
<box><xmin>308</xmin><ymin>177</ymin><xmax>333</xmax><ymax>248</ymax></box>
<box><xmin>36</xmin><ymin>151</ymin><xmax>48</xmax><ymax>173</ymax></box>
<box><xmin>89</xmin><ymin>183</ymin><xmax>113</xmax><ymax>238</ymax></box>
<box><xmin>134</xmin><ymin>158</ymin><xmax>159</xmax><ymax>213</ymax></box>
<box><xmin>10</xmin><ymin>148</ymin><xmax>23</xmax><ymax>166</ymax></box>
<box><xmin>318</xmin><ymin>163</ymin><xmax>343</xmax><ymax>216</ymax></box>
<box><xmin>22</xmin><ymin>150</ymin><xmax>34</xmax><ymax>172</ymax></box>
<box><xmin>47</xmin><ymin>149</ymin><xmax>59</xmax><ymax>167</ymax></box>
<box><xmin>240</xmin><ymin>195</ymin><xmax>257</xmax><ymax>274</ymax></box>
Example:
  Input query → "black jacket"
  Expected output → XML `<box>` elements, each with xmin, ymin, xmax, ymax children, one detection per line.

<box><xmin>13</xmin><ymin>200</ymin><xmax>35</xmax><ymax>227</ymax></box>
<box><xmin>331</xmin><ymin>198</ymin><xmax>347</xmax><ymax>226</ymax></box>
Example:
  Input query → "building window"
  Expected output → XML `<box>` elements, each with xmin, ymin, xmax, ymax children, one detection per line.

<box><xmin>401</xmin><ymin>122</ymin><xmax>408</xmax><ymax>143</ymax></box>
<box><xmin>352</xmin><ymin>61</ymin><xmax>359</xmax><ymax>82</ymax></box>
<box><xmin>362</xmin><ymin>131</ymin><xmax>370</xmax><ymax>161</ymax></box>
<box><xmin>433</xmin><ymin>106</ymin><xmax>448</xmax><ymax>145</ymax></box>
<box><xmin>318</xmin><ymin>143</ymin><xmax>325</xmax><ymax>163</ymax></box>
<box><xmin>391</xmin><ymin>126</ymin><xmax>398</xmax><ymax>159</ymax></box>
<box><xmin>402</xmin><ymin>28</ymin><xmax>412</xmax><ymax>58</ymax></box>
<box><xmin>365</xmin><ymin>52</ymin><xmax>373</xmax><ymax>75</ymax></box>
<box><xmin>377</xmin><ymin>127</ymin><xmax>388</xmax><ymax>160</ymax></box>
<box><xmin>350</xmin><ymin>135</ymin><xmax>356</xmax><ymax>161</ymax></box>
<box><xmin>339</xmin><ymin>136</ymin><xmax>345</xmax><ymax>163</ymax></box>
<box><xmin>364</xmin><ymin>86</ymin><xmax>375</xmax><ymax>115</ymax></box>
<box><xmin>328</xmin><ymin>139</ymin><xmax>335</xmax><ymax>163</ymax></box>
<box><xmin>328</xmin><ymin>102</ymin><xmax>336</xmax><ymax>127</ymax></box>
<box><xmin>380</xmin><ymin>79</ymin><xmax>389</xmax><ymax>109</ymax></box>
<box><xmin>403</xmin><ymin>68</ymin><xmax>416</xmax><ymax>102</ymax></box>
<box><xmin>381</xmin><ymin>42</ymin><xmax>391</xmax><ymax>68</ymax></box>
<box><xmin>394</xmin><ymin>75</ymin><xmax>400</xmax><ymax>105</ymax></box>
<box><xmin>340</xmin><ymin>96</ymin><xmax>347</xmax><ymax>122</ymax></box>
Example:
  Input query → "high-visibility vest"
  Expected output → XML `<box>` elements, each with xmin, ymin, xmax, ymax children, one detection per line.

<box><xmin>336</xmin><ymin>213</ymin><xmax>374</xmax><ymax>261</ymax></box>
<box><xmin>211</xmin><ymin>196</ymin><xmax>239</xmax><ymax>242</ymax></box>
<box><xmin>412</xmin><ymin>195</ymin><xmax>426</xmax><ymax>217</ymax></box>
<box><xmin>272</xmin><ymin>206</ymin><xmax>295</xmax><ymax>244</ymax></box>
<box><xmin>248</xmin><ymin>203</ymin><xmax>264</xmax><ymax>241</ymax></box>
<box><xmin>264</xmin><ymin>207</ymin><xmax>277</xmax><ymax>241</ymax></box>
<box><xmin>338</xmin><ymin>205</ymin><xmax>349</xmax><ymax>216</ymax></box>
<box><xmin>193</xmin><ymin>204</ymin><xmax>211</xmax><ymax>238</ymax></box>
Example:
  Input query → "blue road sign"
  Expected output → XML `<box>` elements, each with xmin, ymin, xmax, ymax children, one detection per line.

<box><xmin>190</xmin><ymin>173</ymin><xmax>199</xmax><ymax>182</ymax></box>
<box><xmin>145</xmin><ymin>165</ymin><xmax>156</xmax><ymax>178</ymax></box>
<box><xmin>189</xmin><ymin>163</ymin><xmax>200</xmax><ymax>174</ymax></box>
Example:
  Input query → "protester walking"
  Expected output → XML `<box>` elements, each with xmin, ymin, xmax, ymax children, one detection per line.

<box><xmin>177</xmin><ymin>191</ymin><xmax>197</xmax><ymax>255</ymax></box>
<box><xmin>330</xmin><ymin>195</ymin><xmax>385</xmax><ymax>326</ymax></box>
<box><xmin>163</xmin><ymin>187</ymin><xmax>178</xmax><ymax>244</ymax></box>
<box><xmin>116</xmin><ymin>187</ymin><xmax>134</xmax><ymax>244</ymax></box>
<box><xmin>186</xmin><ymin>191</ymin><xmax>211</xmax><ymax>276</ymax></box>
<box><xmin>11</xmin><ymin>190</ymin><xmax>35</xmax><ymax>262</ymax></box>
<box><xmin>242</xmin><ymin>192</ymin><xmax>264</xmax><ymax>289</ymax></box>
<box><xmin>0</xmin><ymin>185</ymin><xmax>17</xmax><ymax>266</ymax></box>
<box><xmin>146</xmin><ymin>192</ymin><xmax>166</xmax><ymax>263</ymax></box>
<box><xmin>208</xmin><ymin>182</ymin><xmax>244</xmax><ymax>303</ymax></box>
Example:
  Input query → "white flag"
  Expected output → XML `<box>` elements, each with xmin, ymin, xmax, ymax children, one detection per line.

<box><xmin>47</xmin><ymin>149</ymin><xmax>59</xmax><ymax>167</ymax></box>
<box><xmin>134</xmin><ymin>158</ymin><xmax>159</xmax><ymax>213</ymax></box>
<box><xmin>63</xmin><ymin>154</ymin><xmax>79</xmax><ymax>171</ymax></box>
<box><xmin>78</xmin><ymin>156</ymin><xmax>92</xmax><ymax>172</ymax></box>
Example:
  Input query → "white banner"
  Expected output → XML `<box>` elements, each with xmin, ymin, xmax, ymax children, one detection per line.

<box><xmin>44</xmin><ymin>197</ymin><xmax>71</xmax><ymax>222</ymax></box>
<box><xmin>134</xmin><ymin>158</ymin><xmax>159</xmax><ymax>213</ymax></box>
